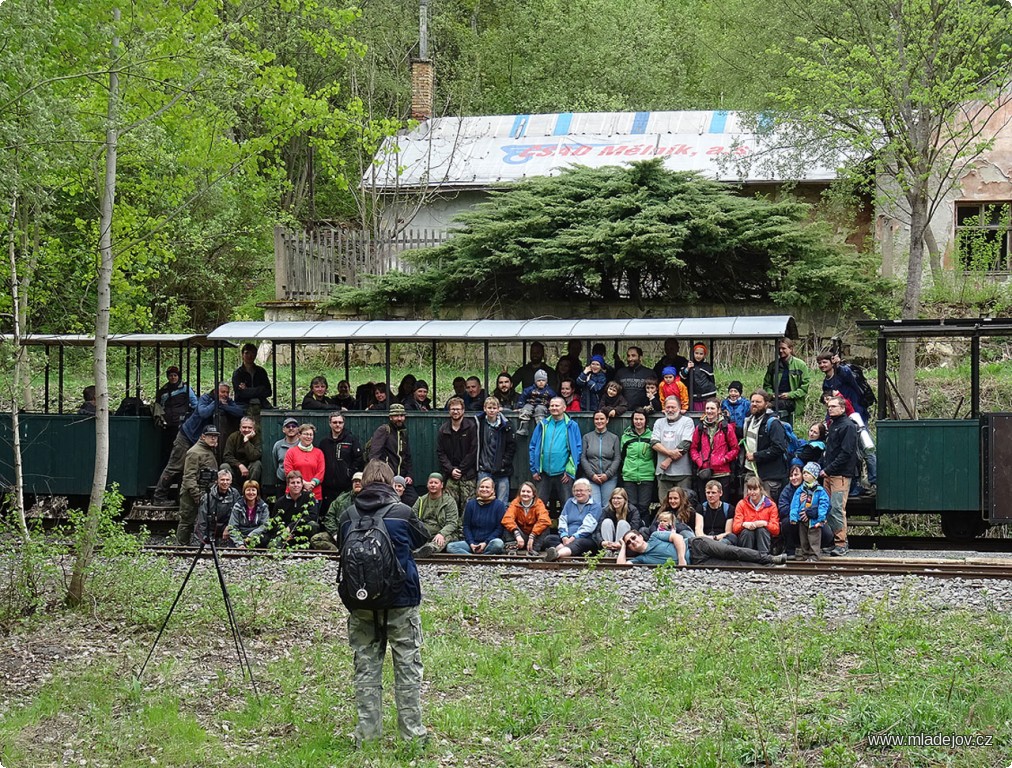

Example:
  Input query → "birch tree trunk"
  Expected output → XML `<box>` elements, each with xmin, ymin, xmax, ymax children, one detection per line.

<box><xmin>67</xmin><ymin>8</ymin><xmax>119</xmax><ymax>606</ymax></box>
<box><xmin>6</xmin><ymin>189</ymin><xmax>29</xmax><ymax>539</ymax></box>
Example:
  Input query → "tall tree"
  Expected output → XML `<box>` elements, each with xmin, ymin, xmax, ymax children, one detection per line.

<box><xmin>720</xmin><ymin>0</ymin><xmax>1012</xmax><ymax>413</ymax></box>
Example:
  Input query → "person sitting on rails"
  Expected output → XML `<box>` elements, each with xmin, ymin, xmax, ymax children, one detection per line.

<box><xmin>152</xmin><ymin>382</ymin><xmax>244</xmax><ymax>507</ymax></box>
<box><xmin>177</xmin><ymin>424</ymin><xmax>223</xmax><ymax>545</ymax></box>
<box><xmin>492</xmin><ymin>373</ymin><xmax>519</xmax><ymax>410</ymax></box>
<box><xmin>463</xmin><ymin>376</ymin><xmax>487</xmax><ymax>412</ymax></box>
<box><xmin>543</xmin><ymin>478</ymin><xmax>602</xmax><ymax>562</ymax></box>
<box><xmin>694</xmin><ymin>480</ymin><xmax>737</xmax><ymax>546</ymax></box>
<box><xmin>271</xmin><ymin>416</ymin><xmax>301</xmax><ymax>492</ymax></box>
<box><xmin>642</xmin><ymin>378</ymin><xmax>663</xmax><ymax>415</ymax></box>
<box><xmin>515</xmin><ymin>369</ymin><xmax>556</xmax><ymax>436</ymax></box>
<box><xmin>529</xmin><ymin>396</ymin><xmax>582</xmax><ymax>513</ymax></box>
<box><xmin>192</xmin><ymin>468</ymin><xmax>241</xmax><ymax>547</ymax></box>
<box><xmin>659</xmin><ymin>486</ymin><xmax>698</xmax><ymax>542</ymax></box>
<box><xmin>393</xmin><ymin>474</ymin><xmax>419</xmax><ymax>507</ymax></box>
<box><xmin>404</xmin><ymin>379</ymin><xmax>433</xmax><ymax>411</ymax></box>
<box><xmin>310</xmin><ymin>471</ymin><xmax>362</xmax><ymax>552</ymax></box>
<box><xmin>576</xmin><ymin>355</ymin><xmax>607</xmax><ymax>411</ymax></box>
<box><xmin>77</xmin><ymin>385</ymin><xmax>97</xmax><ymax>416</ymax></box>
<box><xmin>581</xmin><ymin>410</ymin><xmax>621</xmax><ymax>506</ymax></box>
<box><xmin>476</xmin><ymin>396</ymin><xmax>517</xmax><ymax>506</ymax></box>
<box><xmin>232</xmin><ymin>342</ymin><xmax>273</xmax><ymax>415</ymax></box>
<box><xmin>620</xmin><ymin>408</ymin><xmax>656</xmax><ymax>516</ymax></box>
<box><xmin>333</xmin><ymin>379</ymin><xmax>357</xmax><ymax>411</ymax></box>
<box><xmin>596</xmin><ymin>487</ymin><xmax>643</xmax><ymax>554</ymax></box>
<box><xmin>367</xmin><ymin>383</ymin><xmax>390</xmax><ymax>411</ymax></box>
<box><xmin>502</xmin><ymin>481</ymin><xmax>553</xmax><ymax>554</ymax></box>
<box><xmin>690</xmin><ymin>398</ymin><xmax>739</xmax><ymax>502</ymax></box>
<box><xmin>681</xmin><ymin>343</ymin><xmax>717</xmax><ymax>411</ymax></box>
<box><xmin>318</xmin><ymin>411</ymin><xmax>364</xmax><ymax>521</ymax></box>
<box><xmin>437</xmin><ymin>398</ymin><xmax>477</xmax><ymax>512</ymax></box>
<box><xmin>222</xmin><ymin>415</ymin><xmax>263</xmax><ymax>486</ymax></box>
<box><xmin>791</xmin><ymin>462</ymin><xmax>831</xmax><ymax>561</ymax></box>
<box><xmin>732</xmin><ymin>476</ymin><xmax>780</xmax><ymax>556</ymax></box>
<box><xmin>446</xmin><ymin>477</ymin><xmax>506</xmax><ymax>555</ymax></box>
<box><xmin>659</xmin><ymin>367</ymin><xmax>690</xmax><ymax>412</ymax></box>
<box><xmin>559</xmin><ymin>378</ymin><xmax>582</xmax><ymax>412</ymax></box>
<box><xmin>512</xmin><ymin>341</ymin><xmax>559</xmax><ymax>392</ymax></box>
<box><xmin>651</xmin><ymin>395</ymin><xmax>695</xmax><ymax>500</ymax></box>
<box><xmin>369</xmin><ymin>403</ymin><xmax>413</xmax><ymax>485</ymax></box>
<box><xmin>301</xmin><ymin>375</ymin><xmax>337</xmax><ymax>410</ymax></box>
<box><xmin>225</xmin><ymin>479</ymin><xmax>270</xmax><ymax>548</ymax></box>
<box><xmin>413</xmin><ymin>473</ymin><xmax>460</xmax><ymax>556</ymax></box>
<box><xmin>270</xmin><ymin>470</ymin><xmax>321</xmax><ymax>548</ymax></box>
<box><xmin>721</xmin><ymin>381</ymin><xmax>749</xmax><ymax>431</ymax></box>
<box><xmin>283</xmin><ymin>423</ymin><xmax>325</xmax><ymax>504</ymax></box>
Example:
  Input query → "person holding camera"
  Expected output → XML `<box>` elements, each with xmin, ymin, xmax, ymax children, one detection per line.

<box><xmin>192</xmin><ymin>469</ymin><xmax>241</xmax><ymax>546</ymax></box>
<box><xmin>177</xmin><ymin>424</ymin><xmax>223</xmax><ymax>545</ymax></box>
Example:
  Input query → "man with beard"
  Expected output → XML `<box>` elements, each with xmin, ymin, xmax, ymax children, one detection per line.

<box><xmin>368</xmin><ymin>403</ymin><xmax>413</xmax><ymax>485</ymax></box>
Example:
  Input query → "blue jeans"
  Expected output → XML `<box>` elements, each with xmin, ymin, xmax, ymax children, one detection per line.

<box><xmin>478</xmin><ymin>472</ymin><xmax>511</xmax><ymax>506</ymax></box>
<box><xmin>447</xmin><ymin>538</ymin><xmax>505</xmax><ymax>555</ymax></box>
<box><xmin>589</xmin><ymin>477</ymin><xmax>618</xmax><ymax>508</ymax></box>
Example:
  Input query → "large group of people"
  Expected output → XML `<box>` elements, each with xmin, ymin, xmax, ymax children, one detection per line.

<box><xmin>148</xmin><ymin>336</ymin><xmax>875</xmax><ymax>563</ymax></box>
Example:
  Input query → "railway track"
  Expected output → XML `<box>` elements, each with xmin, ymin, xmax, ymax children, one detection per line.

<box><xmin>140</xmin><ymin>545</ymin><xmax>1012</xmax><ymax>581</ymax></box>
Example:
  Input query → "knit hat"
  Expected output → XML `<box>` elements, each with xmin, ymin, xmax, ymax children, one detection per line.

<box><xmin>534</xmin><ymin>369</ymin><xmax>548</xmax><ymax>382</ymax></box>
<box><xmin>389</xmin><ymin>403</ymin><xmax>406</xmax><ymax>415</ymax></box>
<box><xmin>662</xmin><ymin>366</ymin><xmax>678</xmax><ymax>377</ymax></box>
<box><xmin>428</xmin><ymin>472</ymin><xmax>444</xmax><ymax>483</ymax></box>
<box><xmin>802</xmin><ymin>462</ymin><xmax>822</xmax><ymax>479</ymax></box>
<box><xmin>693</xmin><ymin>342</ymin><xmax>708</xmax><ymax>357</ymax></box>
<box><xmin>393</xmin><ymin>475</ymin><xmax>406</xmax><ymax>486</ymax></box>
<box><xmin>166</xmin><ymin>365</ymin><xmax>180</xmax><ymax>376</ymax></box>
<box><xmin>414</xmin><ymin>379</ymin><xmax>429</xmax><ymax>391</ymax></box>
<box><xmin>590</xmin><ymin>355</ymin><xmax>605</xmax><ymax>367</ymax></box>
<box><xmin>728</xmin><ymin>380</ymin><xmax>744</xmax><ymax>395</ymax></box>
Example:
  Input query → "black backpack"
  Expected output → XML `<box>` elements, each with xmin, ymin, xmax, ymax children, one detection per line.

<box><xmin>850</xmin><ymin>364</ymin><xmax>877</xmax><ymax>409</ymax></box>
<box><xmin>337</xmin><ymin>503</ymin><xmax>405</xmax><ymax>613</ymax></box>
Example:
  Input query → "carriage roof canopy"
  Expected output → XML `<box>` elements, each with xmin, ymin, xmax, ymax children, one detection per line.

<box><xmin>0</xmin><ymin>333</ymin><xmax>219</xmax><ymax>347</ymax></box>
<box><xmin>208</xmin><ymin>316</ymin><xmax>798</xmax><ymax>343</ymax></box>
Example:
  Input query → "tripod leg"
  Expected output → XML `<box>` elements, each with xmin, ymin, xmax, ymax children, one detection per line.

<box><xmin>137</xmin><ymin>542</ymin><xmax>206</xmax><ymax>680</ymax></box>
<box><xmin>209</xmin><ymin>538</ymin><xmax>259</xmax><ymax>696</ymax></box>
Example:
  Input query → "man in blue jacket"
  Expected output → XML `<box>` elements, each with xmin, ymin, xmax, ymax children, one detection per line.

<box><xmin>152</xmin><ymin>383</ymin><xmax>244</xmax><ymax>506</ymax></box>
<box><xmin>338</xmin><ymin>460</ymin><xmax>429</xmax><ymax>745</ymax></box>
<box><xmin>529</xmin><ymin>397</ymin><xmax>582</xmax><ymax>513</ymax></box>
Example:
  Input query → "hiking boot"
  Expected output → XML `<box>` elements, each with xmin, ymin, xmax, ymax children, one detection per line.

<box><xmin>416</xmin><ymin>542</ymin><xmax>438</xmax><ymax>557</ymax></box>
<box><xmin>770</xmin><ymin>553</ymin><xmax>788</xmax><ymax>565</ymax></box>
<box><xmin>545</xmin><ymin>546</ymin><xmax>559</xmax><ymax>562</ymax></box>
<box><xmin>791</xmin><ymin>553</ymin><xmax>806</xmax><ymax>561</ymax></box>
<box><xmin>829</xmin><ymin>545</ymin><xmax>850</xmax><ymax>557</ymax></box>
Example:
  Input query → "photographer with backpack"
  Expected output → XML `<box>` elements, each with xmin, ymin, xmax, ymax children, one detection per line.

<box><xmin>337</xmin><ymin>459</ymin><xmax>429</xmax><ymax>746</ymax></box>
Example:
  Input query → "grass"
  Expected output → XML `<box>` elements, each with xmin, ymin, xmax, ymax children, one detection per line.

<box><xmin>1</xmin><ymin>552</ymin><xmax>1011</xmax><ymax>767</ymax></box>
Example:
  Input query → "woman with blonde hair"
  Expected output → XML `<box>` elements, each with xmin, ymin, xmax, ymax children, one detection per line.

<box><xmin>596</xmin><ymin>487</ymin><xmax>644</xmax><ymax>552</ymax></box>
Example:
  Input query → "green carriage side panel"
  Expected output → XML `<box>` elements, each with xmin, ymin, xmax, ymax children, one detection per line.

<box><xmin>0</xmin><ymin>414</ymin><xmax>163</xmax><ymax>498</ymax></box>
<box><xmin>260</xmin><ymin>410</ymin><xmax>658</xmax><ymax>492</ymax></box>
<box><xmin>875</xmin><ymin>419</ymin><xmax>980</xmax><ymax>512</ymax></box>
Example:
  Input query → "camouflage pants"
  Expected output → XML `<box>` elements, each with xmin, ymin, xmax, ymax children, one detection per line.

<box><xmin>176</xmin><ymin>493</ymin><xmax>198</xmax><ymax>546</ymax></box>
<box><xmin>445</xmin><ymin>477</ymin><xmax>475</xmax><ymax>516</ymax></box>
<box><xmin>348</xmin><ymin>605</ymin><xmax>426</xmax><ymax>742</ymax></box>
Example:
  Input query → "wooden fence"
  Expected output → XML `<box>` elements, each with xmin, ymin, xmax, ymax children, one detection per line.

<box><xmin>274</xmin><ymin>227</ymin><xmax>449</xmax><ymax>302</ymax></box>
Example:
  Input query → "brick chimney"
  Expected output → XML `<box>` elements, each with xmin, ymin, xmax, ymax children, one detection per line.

<box><xmin>411</xmin><ymin>58</ymin><xmax>434</xmax><ymax>121</ymax></box>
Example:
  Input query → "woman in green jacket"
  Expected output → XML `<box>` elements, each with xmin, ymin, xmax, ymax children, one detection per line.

<box><xmin>621</xmin><ymin>408</ymin><xmax>656</xmax><ymax>518</ymax></box>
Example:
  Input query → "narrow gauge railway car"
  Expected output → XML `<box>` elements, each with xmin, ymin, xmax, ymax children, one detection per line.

<box><xmin>0</xmin><ymin>333</ymin><xmax>226</xmax><ymax>503</ymax></box>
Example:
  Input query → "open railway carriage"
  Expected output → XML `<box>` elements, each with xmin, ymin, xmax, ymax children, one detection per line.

<box><xmin>857</xmin><ymin>318</ymin><xmax>1012</xmax><ymax>540</ymax></box>
<box><xmin>0</xmin><ymin>333</ymin><xmax>225</xmax><ymax>500</ymax></box>
<box><xmin>206</xmin><ymin>316</ymin><xmax>798</xmax><ymax>485</ymax></box>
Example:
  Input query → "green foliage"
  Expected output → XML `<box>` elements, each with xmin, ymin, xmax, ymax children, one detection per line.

<box><xmin>0</xmin><ymin>521</ymin><xmax>64</xmax><ymax>634</ymax></box>
<box><xmin>331</xmin><ymin>160</ymin><xmax>894</xmax><ymax>315</ymax></box>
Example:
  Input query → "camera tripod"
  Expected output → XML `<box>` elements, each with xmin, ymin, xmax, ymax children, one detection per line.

<box><xmin>137</xmin><ymin>485</ymin><xmax>258</xmax><ymax>696</ymax></box>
